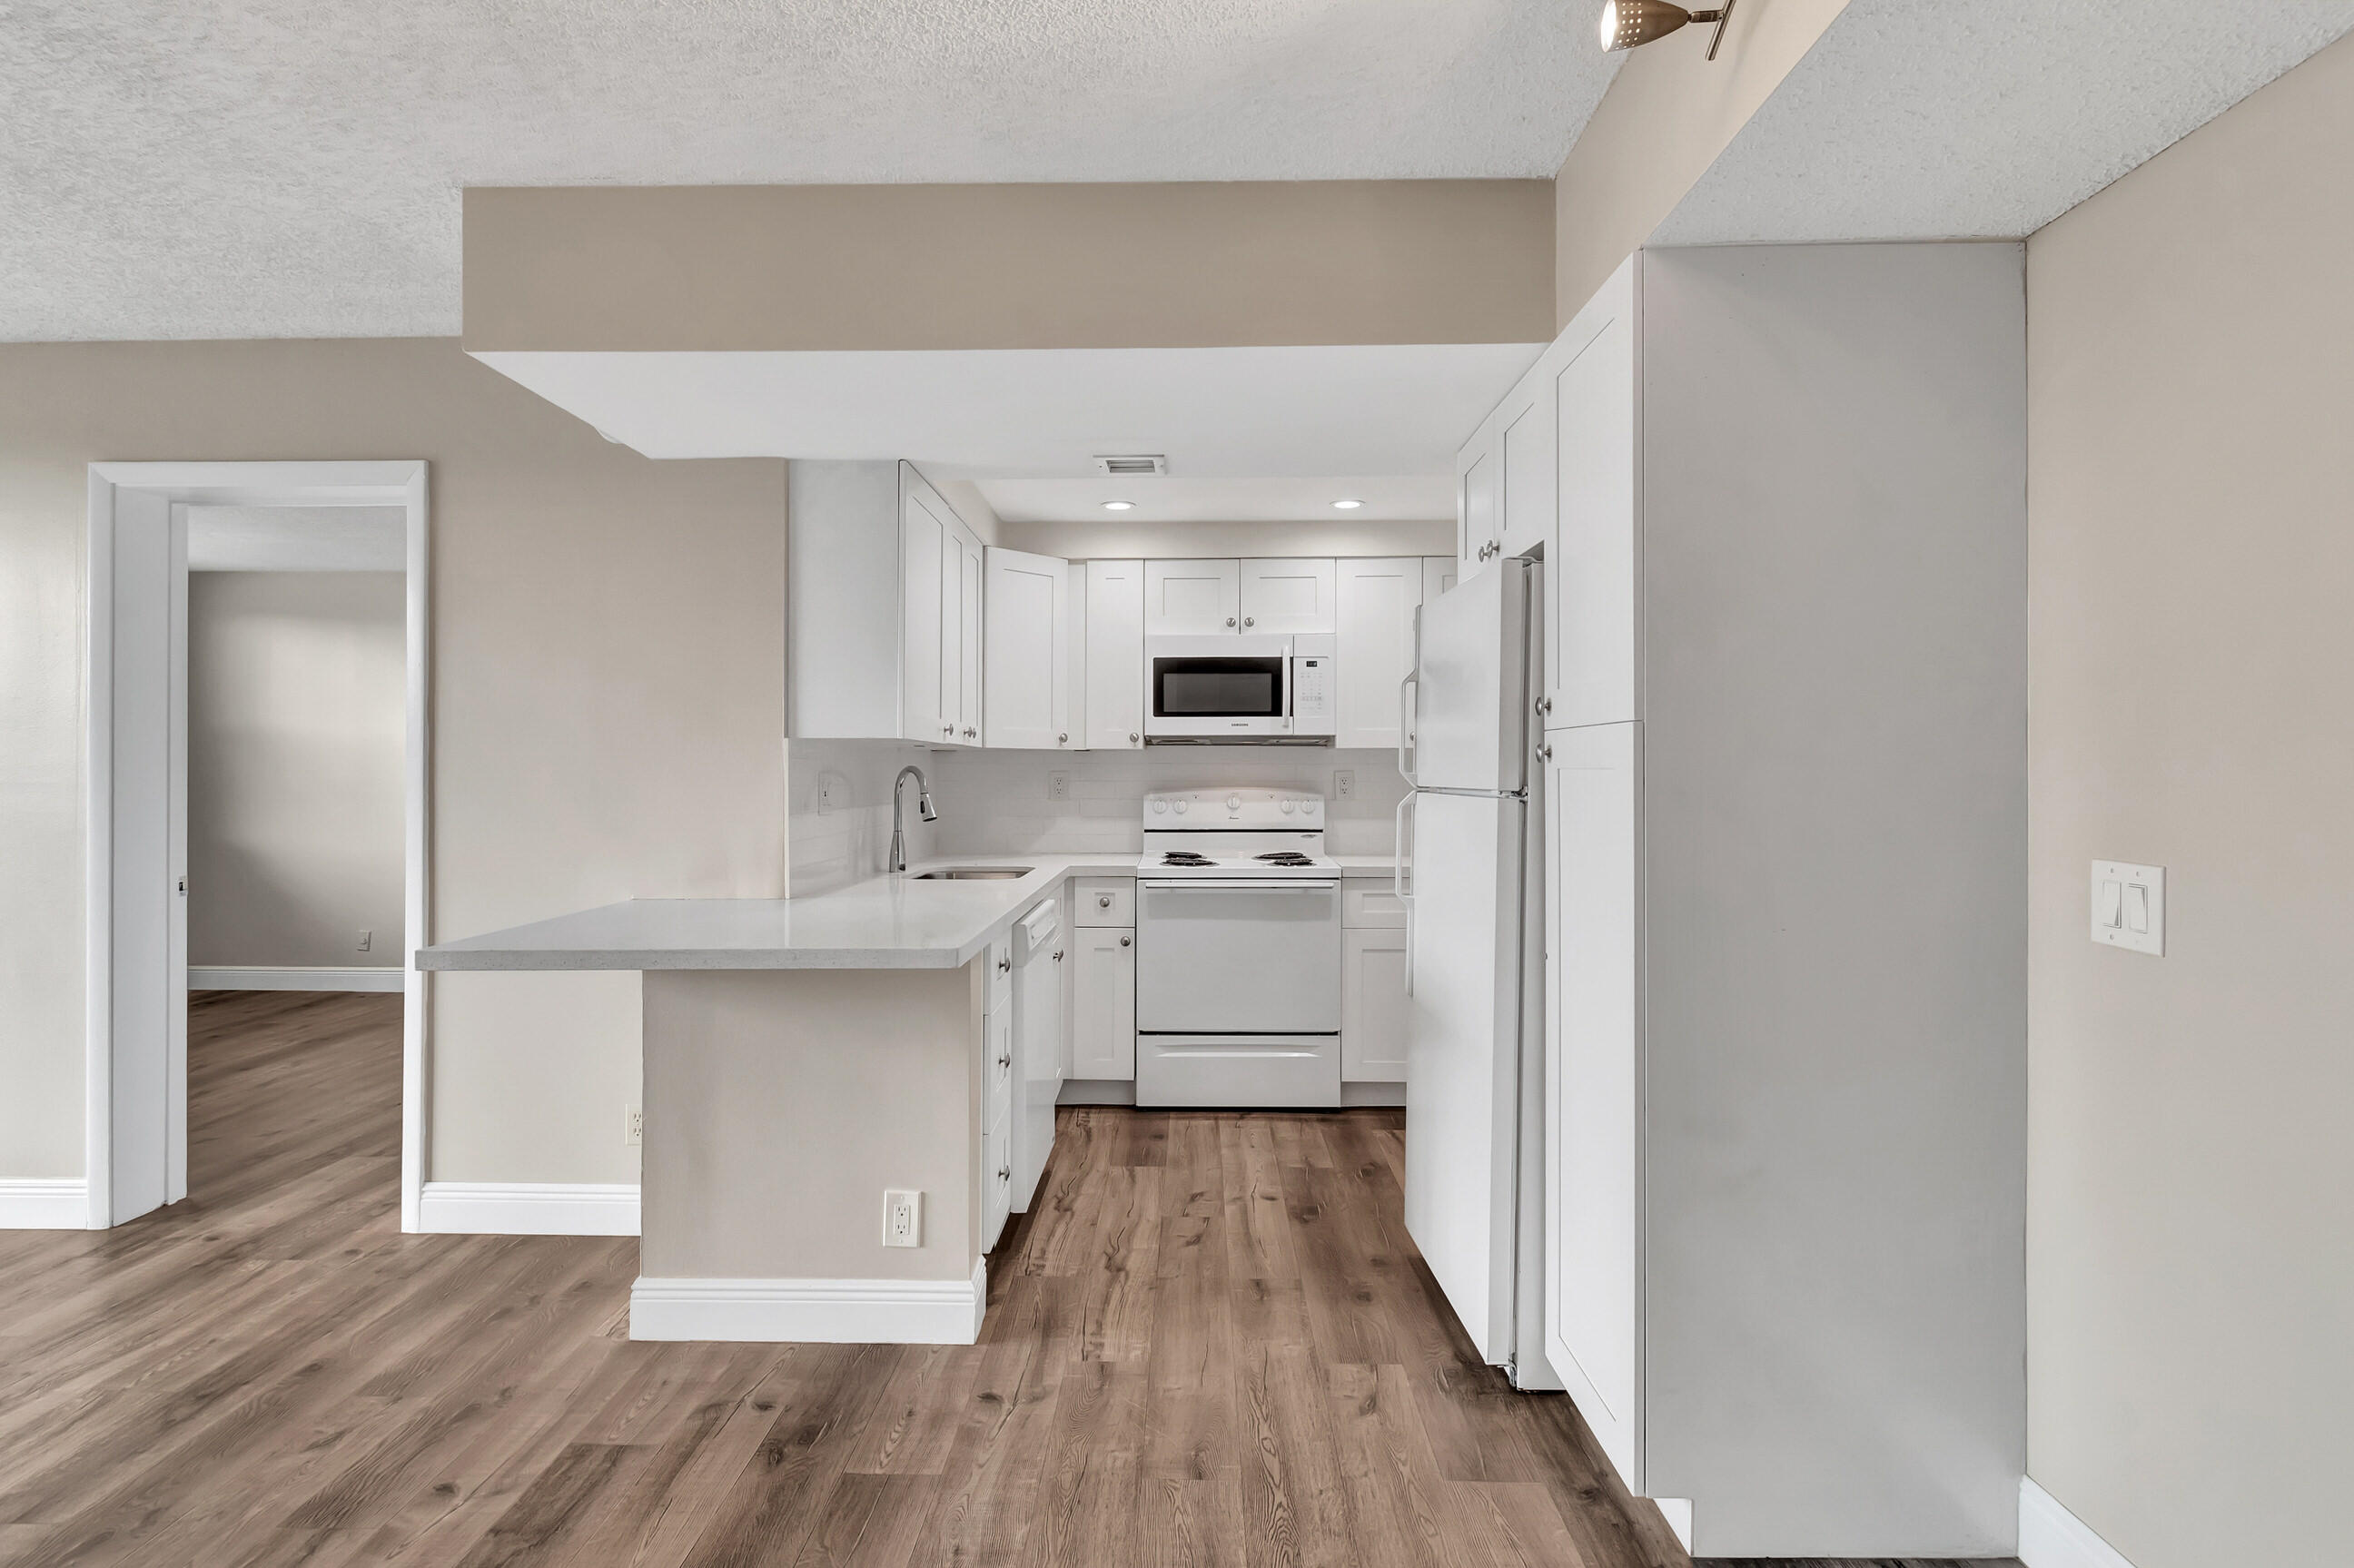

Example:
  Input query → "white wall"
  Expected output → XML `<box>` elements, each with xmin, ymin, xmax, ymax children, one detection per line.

<box><xmin>188</xmin><ymin>571</ymin><xmax>405</xmax><ymax>970</ymax></box>
<box><xmin>786</xmin><ymin>738</ymin><xmax>943</xmax><ymax>897</ymax></box>
<box><xmin>929</xmin><ymin>746</ymin><xmax>1409</xmax><ymax>860</ymax></box>
<box><xmin>2023</xmin><ymin>35</ymin><xmax>2354</xmax><ymax>1568</ymax></box>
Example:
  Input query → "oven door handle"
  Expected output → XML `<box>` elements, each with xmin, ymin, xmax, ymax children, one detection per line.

<box><xmin>1138</xmin><ymin>878</ymin><xmax>1340</xmax><ymax>892</ymax></box>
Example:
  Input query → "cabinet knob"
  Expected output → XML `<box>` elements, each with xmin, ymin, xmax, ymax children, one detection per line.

<box><xmin>1129</xmin><ymin>732</ymin><xmax>1140</xmax><ymax>744</ymax></box>
<box><xmin>943</xmin><ymin>724</ymin><xmax>954</xmax><ymax>735</ymax></box>
<box><xmin>997</xmin><ymin>955</ymin><xmax>1011</xmax><ymax>972</ymax></box>
<box><xmin>1053</xmin><ymin>950</ymin><xmax>1063</xmax><ymax>962</ymax></box>
<box><xmin>1536</xmin><ymin>695</ymin><xmax>1553</xmax><ymax>716</ymax></box>
<box><xmin>1243</xmin><ymin>616</ymin><xmax>1254</xmax><ymax>627</ymax></box>
<box><xmin>1537</xmin><ymin>743</ymin><xmax>1555</xmax><ymax>763</ymax></box>
<box><xmin>1119</xmin><ymin>935</ymin><xmax>1131</xmax><ymax>948</ymax></box>
<box><xmin>998</xmin><ymin>1167</ymin><xmax>1010</xmax><ymax>1184</ymax></box>
<box><xmin>1098</xmin><ymin>894</ymin><xmax>1112</xmax><ymax>908</ymax></box>
<box><xmin>1057</xmin><ymin>732</ymin><xmax>1068</xmax><ymax>744</ymax></box>
<box><xmin>1225</xmin><ymin>616</ymin><xmax>1236</xmax><ymax>627</ymax></box>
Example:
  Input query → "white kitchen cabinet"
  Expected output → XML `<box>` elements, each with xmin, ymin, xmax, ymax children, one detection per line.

<box><xmin>984</xmin><ymin>547</ymin><xmax>1073</xmax><ymax>749</ymax></box>
<box><xmin>1509</xmin><ymin>245</ymin><xmax>2030</xmax><ymax>1554</ymax></box>
<box><xmin>1340</xmin><ymin>923</ymin><xmax>1409</xmax><ymax>1083</ymax></box>
<box><xmin>1143</xmin><ymin>558</ymin><xmax>1240</xmax><ymax>635</ymax></box>
<box><xmin>1083</xmin><ymin>560</ymin><xmax>1145</xmax><ymax>748</ymax></box>
<box><xmin>1542</xmin><ymin>722</ymin><xmax>1642</xmax><ymax>1480</ymax></box>
<box><xmin>1069</xmin><ymin>924</ymin><xmax>1136</xmax><ymax>1080</ymax></box>
<box><xmin>1238</xmin><ymin>557</ymin><xmax>1338</xmax><ymax>634</ymax></box>
<box><xmin>983</xmin><ymin>991</ymin><xmax>1013</xmax><ymax>1249</ymax></box>
<box><xmin>789</xmin><ymin>460</ymin><xmax>984</xmax><ymax>745</ymax></box>
<box><xmin>1423</xmin><ymin>557</ymin><xmax>1458</xmax><ymax>604</ymax></box>
<box><xmin>1333</xmin><ymin>557</ymin><xmax>1422</xmax><ymax>751</ymax></box>
<box><xmin>1549</xmin><ymin>263</ymin><xmax>1640</xmax><ymax>731</ymax></box>
<box><xmin>1458</xmin><ymin>445</ymin><xmax>1498</xmax><ymax>569</ymax></box>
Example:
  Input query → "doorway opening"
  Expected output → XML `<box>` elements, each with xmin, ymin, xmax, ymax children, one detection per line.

<box><xmin>84</xmin><ymin>462</ymin><xmax>430</xmax><ymax>1231</ymax></box>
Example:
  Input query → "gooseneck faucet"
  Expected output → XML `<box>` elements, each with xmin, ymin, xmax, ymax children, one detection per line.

<box><xmin>890</xmin><ymin>764</ymin><xmax>938</xmax><ymax>873</ymax></box>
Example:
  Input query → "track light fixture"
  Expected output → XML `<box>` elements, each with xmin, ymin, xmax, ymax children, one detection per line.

<box><xmin>1597</xmin><ymin>0</ymin><xmax>1736</xmax><ymax>60</ymax></box>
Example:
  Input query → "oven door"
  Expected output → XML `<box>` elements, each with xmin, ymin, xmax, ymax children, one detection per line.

<box><xmin>1145</xmin><ymin>639</ymin><xmax>1293</xmax><ymax>739</ymax></box>
<box><xmin>1135</xmin><ymin>878</ymin><xmax>1342</xmax><ymax>1033</ymax></box>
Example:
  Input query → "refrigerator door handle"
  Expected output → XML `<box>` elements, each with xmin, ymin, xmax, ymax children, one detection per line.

<box><xmin>1394</xmin><ymin>792</ymin><xmax>1416</xmax><ymax>995</ymax></box>
<box><xmin>1397</xmin><ymin>670</ymin><xmax>1419</xmax><ymax>786</ymax></box>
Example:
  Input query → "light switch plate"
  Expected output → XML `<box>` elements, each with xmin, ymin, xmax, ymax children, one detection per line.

<box><xmin>2091</xmin><ymin>861</ymin><xmax>2165</xmax><ymax>956</ymax></box>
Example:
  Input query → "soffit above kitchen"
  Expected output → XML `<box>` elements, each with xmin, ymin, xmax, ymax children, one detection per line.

<box><xmin>464</xmin><ymin>182</ymin><xmax>1554</xmax><ymax>472</ymax></box>
<box><xmin>1653</xmin><ymin>0</ymin><xmax>2354</xmax><ymax>246</ymax></box>
<box><xmin>2</xmin><ymin>0</ymin><xmax>1617</xmax><ymax>342</ymax></box>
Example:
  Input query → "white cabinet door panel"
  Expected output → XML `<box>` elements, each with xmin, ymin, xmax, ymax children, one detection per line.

<box><xmin>1084</xmin><ymin>560</ymin><xmax>1145</xmax><ymax>748</ymax></box>
<box><xmin>1334</xmin><ymin>557</ymin><xmax>1420</xmax><ymax>751</ymax></box>
<box><xmin>1499</xmin><ymin>388</ymin><xmax>1556</xmax><ymax>561</ymax></box>
<box><xmin>1544</xmin><ymin>721</ymin><xmax>1641</xmax><ymax>1485</ymax></box>
<box><xmin>900</xmin><ymin>489</ymin><xmax>949</xmax><ymax>743</ymax></box>
<box><xmin>956</xmin><ymin>534</ymin><xmax>984</xmax><ymax>743</ymax></box>
<box><xmin>1341</xmin><ymin>925</ymin><xmax>1409</xmax><ymax>1083</ymax></box>
<box><xmin>1459</xmin><ymin>446</ymin><xmax>1498</xmax><ymax>567</ymax></box>
<box><xmin>1423</xmin><ymin>557</ymin><xmax>1458</xmax><ymax>605</ymax></box>
<box><xmin>1070</xmin><ymin>926</ymin><xmax>1136</xmax><ymax>1080</ymax></box>
<box><xmin>985</xmin><ymin>547</ymin><xmax>1072</xmax><ymax>749</ymax></box>
<box><xmin>1550</xmin><ymin>268</ymin><xmax>1639</xmax><ymax>730</ymax></box>
<box><xmin>1144</xmin><ymin>559</ymin><xmax>1240</xmax><ymax>635</ymax></box>
<box><xmin>1238</xmin><ymin>557</ymin><xmax>1338</xmax><ymax>634</ymax></box>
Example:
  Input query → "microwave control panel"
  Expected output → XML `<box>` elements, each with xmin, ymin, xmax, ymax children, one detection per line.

<box><xmin>1292</xmin><ymin>657</ymin><xmax>1330</xmax><ymax>720</ymax></box>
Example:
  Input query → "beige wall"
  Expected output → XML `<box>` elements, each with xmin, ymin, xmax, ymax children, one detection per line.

<box><xmin>188</xmin><ymin>571</ymin><xmax>407</xmax><ymax>970</ymax></box>
<box><xmin>1553</xmin><ymin>0</ymin><xmax>1847</xmax><ymax>323</ymax></box>
<box><xmin>2024</xmin><ymin>35</ymin><xmax>2354</xmax><ymax>1568</ymax></box>
<box><xmin>463</xmin><ymin>182</ymin><xmax>1556</xmax><ymax>352</ymax></box>
<box><xmin>0</xmin><ymin>339</ymin><xmax>786</xmax><ymax>1185</ymax></box>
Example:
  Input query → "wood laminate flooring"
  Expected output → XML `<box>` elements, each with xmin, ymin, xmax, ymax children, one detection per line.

<box><xmin>0</xmin><ymin>990</ymin><xmax>2013</xmax><ymax>1568</ymax></box>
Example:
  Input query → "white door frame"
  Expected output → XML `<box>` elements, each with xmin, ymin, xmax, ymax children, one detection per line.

<box><xmin>85</xmin><ymin>461</ymin><xmax>431</xmax><ymax>1231</ymax></box>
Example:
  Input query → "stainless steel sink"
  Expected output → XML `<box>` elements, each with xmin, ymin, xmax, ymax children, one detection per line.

<box><xmin>909</xmin><ymin>865</ymin><xmax>1034</xmax><ymax>881</ymax></box>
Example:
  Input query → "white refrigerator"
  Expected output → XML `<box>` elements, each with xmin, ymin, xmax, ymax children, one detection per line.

<box><xmin>1399</xmin><ymin>556</ymin><xmax>1558</xmax><ymax>1390</ymax></box>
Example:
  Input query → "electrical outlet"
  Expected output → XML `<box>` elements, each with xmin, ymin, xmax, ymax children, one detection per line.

<box><xmin>357</xmin><ymin>929</ymin><xmax>372</xmax><ymax>952</ymax></box>
<box><xmin>625</xmin><ymin>1106</ymin><xmax>643</xmax><ymax>1146</ymax></box>
<box><xmin>1048</xmin><ymin>771</ymin><xmax>1072</xmax><ymax>803</ymax></box>
<box><xmin>883</xmin><ymin>1188</ymin><xmax>922</xmax><ymax>1247</ymax></box>
<box><xmin>1333</xmin><ymin>770</ymin><xmax>1355</xmax><ymax>800</ymax></box>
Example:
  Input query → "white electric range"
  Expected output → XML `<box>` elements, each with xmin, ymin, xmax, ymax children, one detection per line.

<box><xmin>1133</xmin><ymin>789</ymin><xmax>1344</xmax><ymax>1107</ymax></box>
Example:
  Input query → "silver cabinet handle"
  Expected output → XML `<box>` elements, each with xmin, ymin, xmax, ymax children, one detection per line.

<box><xmin>1537</xmin><ymin>743</ymin><xmax>1554</xmax><ymax>763</ymax></box>
<box><xmin>998</xmin><ymin>1052</ymin><xmax>1012</xmax><ymax>1068</ymax></box>
<box><xmin>1098</xmin><ymin>894</ymin><xmax>1113</xmax><ymax>908</ymax></box>
<box><xmin>1536</xmin><ymin>695</ymin><xmax>1553</xmax><ymax>717</ymax></box>
<box><xmin>1129</xmin><ymin>731</ymin><xmax>1140</xmax><ymax>744</ymax></box>
<box><xmin>998</xmin><ymin>1167</ymin><xmax>1010</xmax><ymax>1183</ymax></box>
<box><xmin>1053</xmin><ymin>950</ymin><xmax>1063</xmax><ymax>962</ymax></box>
<box><xmin>1057</xmin><ymin>732</ymin><xmax>1068</xmax><ymax>744</ymax></box>
<box><xmin>997</xmin><ymin>955</ymin><xmax>1011</xmax><ymax>973</ymax></box>
<box><xmin>1119</xmin><ymin>935</ymin><xmax>1131</xmax><ymax>947</ymax></box>
<box><xmin>1225</xmin><ymin>616</ymin><xmax>1236</xmax><ymax>627</ymax></box>
<box><xmin>1243</xmin><ymin>616</ymin><xmax>1254</xmax><ymax>627</ymax></box>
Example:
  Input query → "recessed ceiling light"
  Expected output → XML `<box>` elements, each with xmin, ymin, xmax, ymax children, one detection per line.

<box><xmin>1101</xmin><ymin>500</ymin><xmax>1135</xmax><ymax>512</ymax></box>
<box><xmin>1330</xmin><ymin>498</ymin><xmax>1365</xmax><ymax>510</ymax></box>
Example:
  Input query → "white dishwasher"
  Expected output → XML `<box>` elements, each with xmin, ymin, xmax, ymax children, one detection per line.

<box><xmin>1010</xmin><ymin>896</ymin><xmax>1063</xmax><ymax>1210</ymax></box>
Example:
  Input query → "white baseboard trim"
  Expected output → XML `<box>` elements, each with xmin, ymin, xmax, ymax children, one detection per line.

<box><xmin>0</xmin><ymin>1178</ymin><xmax>90</xmax><ymax>1228</ymax></box>
<box><xmin>416</xmin><ymin>1181</ymin><xmax>640</xmax><ymax>1236</ymax></box>
<box><xmin>190</xmin><ymin>965</ymin><xmax>405</xmax><ymax>992</ymax></box>
<box><xmin>631</xmin><ymin>1259</ymin><xmax>988</xmax><ymax>1344</ymax></box>
<box><xmin>2021</xmin><ymin>1477</ymin><xmax>2140</xmax><ymax>1568</ymax></box>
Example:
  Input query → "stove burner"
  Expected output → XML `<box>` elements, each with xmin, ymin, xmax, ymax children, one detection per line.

<box><xmin>1254</xmin><ymin>852</ymin><xmax>1315</xmax><ymax>866</ymax></box>
<box><xmin>1160</xmin><ymin>852</ymin><xmax>1215</xmax><ymax>866</ymax></box>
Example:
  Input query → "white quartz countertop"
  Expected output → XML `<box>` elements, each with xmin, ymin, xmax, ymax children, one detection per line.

<box><xmin>417</xmin><ymin>853</ymin><xmax>1403</xmax><ymax>972</ymax></box>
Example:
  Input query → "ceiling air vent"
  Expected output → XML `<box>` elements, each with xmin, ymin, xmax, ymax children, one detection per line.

<box><xmin>1093</xmin><ymin>455</ymin><xmax>1168</xmax><ymax>477</ymax></box>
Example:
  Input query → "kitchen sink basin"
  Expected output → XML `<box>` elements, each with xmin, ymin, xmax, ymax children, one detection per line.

<box><xmin>909</xmin><ymin>865</ymin><xmax>1034</xmax><ymax>880</ymax></box>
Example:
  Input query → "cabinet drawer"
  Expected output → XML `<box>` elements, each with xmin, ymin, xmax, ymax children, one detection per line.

<box><xmin>985</xmin><ymin>1001</ymin><xmax>1014</xmax><ymax>1121</ymax></box>
<box><xmin>1073</xmin><ymin>877</ymin><xmax>1136</xmax><ymax>927</ymax></box>
<box><xmin>984</xmin><ymin>937</ymin><xmax>1012</xmax><ymax>1011</ymax></box>
<box><xmin>1342</xmin><ymin>884</ymin><xmax>1408</xmax><ymax>929</ymax></box>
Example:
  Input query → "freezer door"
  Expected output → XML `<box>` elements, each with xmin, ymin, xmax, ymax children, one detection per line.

<box><xmin>1402</xmin><ymin>789</ymin><xmax>1526</xmax><ymax>1365</ymax></box>
<box><xmin>1412</xmin><ymin>557</ymin><xmax>1530</xmax><ymax>795</ymax></box>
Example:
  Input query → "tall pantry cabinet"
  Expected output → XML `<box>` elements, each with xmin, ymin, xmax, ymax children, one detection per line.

<box><xmin>1506</xmin><ymin>246</ymin><xmax>2030</xmax><ymax>1558</ymax></box>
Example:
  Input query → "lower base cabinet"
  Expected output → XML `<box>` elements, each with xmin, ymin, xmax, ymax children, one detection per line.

<box><xmin>1341</xmin><ymin>889</ymin><xmax>1409</xmax><ymax>1083</ymax></box>
<box><xmin>1069</xmin><ymin>925</ymin><xmax>1137</xmax><ymax>1080</ymax></box>
<box><xmin>982</xmin><ymin>949</ymin><xmax>1014</xmax><ymax>1250</ymax></box>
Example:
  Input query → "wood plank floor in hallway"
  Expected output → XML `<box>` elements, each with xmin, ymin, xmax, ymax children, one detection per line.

<box><xmin>0</xmin><ymin>991</ymin><xmax>2002</xmax><ymax>1567</ymax></box>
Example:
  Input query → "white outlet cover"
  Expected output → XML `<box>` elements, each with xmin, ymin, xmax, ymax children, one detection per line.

<box><xmin>1334</xmin><ymin>769</ymin><xmax>1355</xmax><ymax>798</ymax></box>
<box><xmin>2090</xmin><ymin>860</ymin><xmax>2165</xmax><ymax>956</ymax></box>
<box><xmin>883</xmin><ymin>1188</ymin><xmax>923</xmax><ymax>1247</ymax></box>
<box><xmin>1048</xmin><ymin>771</ymin><xmax>1072</xmax><ymax>802</ymax></box>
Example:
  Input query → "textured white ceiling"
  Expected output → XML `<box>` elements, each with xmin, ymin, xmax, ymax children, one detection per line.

<box><xmin>1654</xmin><ymin>0</ymin><xmax>2354</xmax><ymax>246</ymax></box>
<box><xmin>2</xmin><ymin>0</ymin><xmax>1618</xmax><ymax>342</ymax></box>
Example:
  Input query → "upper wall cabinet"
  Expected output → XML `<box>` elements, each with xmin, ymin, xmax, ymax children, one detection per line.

<box><xmin>1547</xmin><ymin>263</ymin><xmax>1639</xmax><ymax>731</ymax></box>
<box><xmin>789</xmin><ymin>460</ymin><xmax>986</xmax><ymax>745</ymax></box>
<box><xmin>1458</xmin><ymin>447</ymin><xmax>1498</xmax><ymax>570</ymax></box>
<box><xmin>1424</xmin><ymin>557</ymin><xmax>1459</xmax><ymax>604</ymax></box>
<box><xmin>1084</xmin><ymin>560</ymin><xmax>1145</xmax><ymax>748</ymax></box>
<box><xmin>984</xmin><ymin>547</ymin><xmax>1073</xmax><ymax>748</ymax></box>
<box><xmin>1458</xmin><ymin>349</ymin><xmax>1558</xmax><ymax>573</ymax></box>
<box><xmin>1238</xmin><ymin>558</ymin><xmax>1338</xmax><ymax>634</ymax></box>
<box><xmin>1334</xmin><ymin>557</ymin><xmax>1422</xmax><ymax>751</ymax></box>
<box><xmin>1143</xmin><ymin>559</ymin><xmax>1240</xmax><ymax>635</ymax></box>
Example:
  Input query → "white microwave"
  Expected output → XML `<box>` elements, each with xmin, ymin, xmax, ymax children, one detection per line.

<box><xmin>1143</xmin><ymin>634</ymin><xmax>1336</xmax><ymax>744</ymax></box>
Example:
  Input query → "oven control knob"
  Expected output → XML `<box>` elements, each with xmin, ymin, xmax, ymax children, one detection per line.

<box><xmin>1304</xmin><ymin>801</ymin><xmax>1320</xmax><ymax>816</ymax></box>
<box><xmin>1280</xmin><ymin>799</ymin><xmax>1294</xmax><ymax>814</ymax></box>
<box><xmin>1173</xmin><ymin>800</ymin><xmax>1187</xmax><ymax>814</ymax></box>
<box><xmin>1226</xmin><ymin>794</ymin><xmax>1241</xmax><ymax>812</ymax></box>
<box><xmin>1152</xmin><ymin>800</ymin><xmax>1167</xmax><ymax>814</ymax></box>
